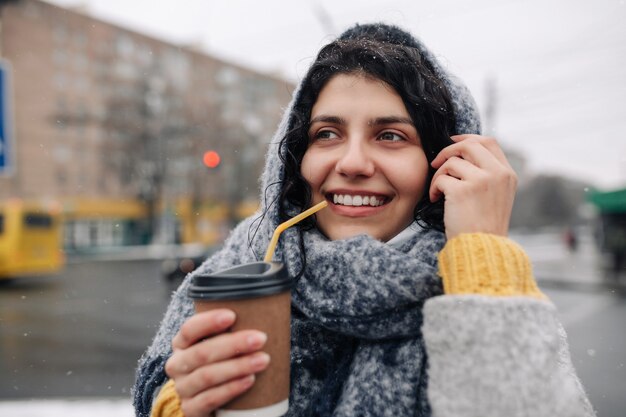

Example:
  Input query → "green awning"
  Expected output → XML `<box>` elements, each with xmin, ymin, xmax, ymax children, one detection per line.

<box><xmin>587</xmin><ymin>187</ymin><xmax>626</xmax><ymax>213</ymax></box>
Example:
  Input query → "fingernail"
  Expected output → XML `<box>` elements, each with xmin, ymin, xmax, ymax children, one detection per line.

<box><xmin>217</xmin><ymin>310</ymin><xmax>235</xmax><ymax>326</ymax></box>
<box><xmin>241</xmin><ymin>374</ymin><xmax>255</xmax><ymax>388</ymax></box>
<box><xmin>247</xmin><ymin>332</ymin><xmax>267</xmax><ymax>348</ymax></box>
<box><xmin>250</xmin><ymin>352</ymin><xmax>270</xmax><ymax>369</ymax></box>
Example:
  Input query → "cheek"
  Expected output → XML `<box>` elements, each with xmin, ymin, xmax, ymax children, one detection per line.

<box><xmin>393</xmin><ymin>155</ymin><xmax>430</xmax><ymax>199</ymax></box>
<box><xmin>300</xmin><ymin>150</ymin><xmax>324</xmax><ymax>189</ymax></box>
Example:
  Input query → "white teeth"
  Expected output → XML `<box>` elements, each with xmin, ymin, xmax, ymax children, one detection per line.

<box><xmin>331</xmin><ymin>194</ymin><xmax>384</xmax><ymax>207</ymax></box>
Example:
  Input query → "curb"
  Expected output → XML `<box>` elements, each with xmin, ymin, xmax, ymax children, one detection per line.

<box><xmin>536</xmin><ymin>274</ymin><xmax>626</xmax><ymax>294</ymax></box>
<box><xmin>65</xmin><ymin>244</ymin><xmax>213</xmax><ymax>264</ymax></box>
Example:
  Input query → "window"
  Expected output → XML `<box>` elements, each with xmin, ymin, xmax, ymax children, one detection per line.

<box><xmin>54</xmin><ymin>26</ymin><xmax>68</xmax><ymax>43</ymax></box>
<box><xmin>74</xmin><ymin>53</ymin><xmax>88</xmax><ymax>71</ymax></box>
<box><xmin>54</xmin><ymin>72</ymin><xmax>68</xmax><ymax>90</ymax></box>
<box><xmin>74</xmin><ymin>32</ymin><xmax>87</xmax><ymax>49</ymax></box>
<box><xmin>56</xmin><ymin>169</ymin><xmax>67</xmax><ymax>187</ymax></box>
<box><xmin>23</xmin><ymin>213</ymin><xmax>53</xmax><ymax>229</ymax></box>
<box><xmin>216</xmin><ymin>67</ymin><xmax>240</xmax><ymax>86</ymax></box>
<box><xmin>116</xmin><ymin>34</ymin><xmax>134</xmax><ymax>57</ymax></box>
<box><xmin>53</xmin><ymin>49</ymin><xmax>67</xmax><ymax>66</ymax></box>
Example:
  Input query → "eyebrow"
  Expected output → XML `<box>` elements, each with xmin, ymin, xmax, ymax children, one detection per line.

<box><xmin>309</xmin><ymin>115</ymin><xmax>414</xmax><ymax>127</ymax></box>
<box><xmin>369</xmin><ymin>116</ymin><xmax>415</xmax><ymax>127</ymax></box>
<box><xmin>309</xmin><ymin>115</ymin><xmax>347</xmax><ymax>125</ymax></box>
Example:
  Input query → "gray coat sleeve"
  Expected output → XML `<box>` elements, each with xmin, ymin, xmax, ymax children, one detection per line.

<box><xmin>422</xmin><ymin>295</ymin><xmax>596</xmax><ymax>417</ymax></box>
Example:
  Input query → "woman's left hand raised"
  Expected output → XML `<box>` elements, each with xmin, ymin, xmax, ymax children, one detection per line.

<box><xmin>429</xmin><ymin>134</ymin><xmax>517</xmax><ymax>240</ymax></box>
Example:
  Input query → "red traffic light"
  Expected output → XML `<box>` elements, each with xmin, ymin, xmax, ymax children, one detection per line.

<box><xmin>203</xmin><ymin>150</ymin><xmax>221</xmax><ymax>169</ymax></box>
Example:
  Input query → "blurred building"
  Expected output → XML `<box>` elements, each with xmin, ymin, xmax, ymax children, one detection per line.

<box><xmin>0</xmin><ymin>0</ymin><xmax>294</xmax><ymax>248</ymax></box>
<box><xmin>503</xmin><ymin>146</ymin><xmax>528</xmax><ymax>186</ymax></box>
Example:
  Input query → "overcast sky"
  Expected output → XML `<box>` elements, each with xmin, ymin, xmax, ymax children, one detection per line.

<box><xmin>48</xmin><ymin>0</ymin><xmax>626</xmax><ymax>189</ymax></box>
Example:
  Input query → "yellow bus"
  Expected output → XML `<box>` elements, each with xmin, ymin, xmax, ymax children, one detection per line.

<box><xmin>0</xmin><ymin>200</ymin><xmax>65</xmax><ymax>279</ymax></box>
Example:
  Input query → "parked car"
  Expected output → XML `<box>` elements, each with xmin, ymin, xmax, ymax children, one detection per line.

<box><xmin>161</xmin><ymin>245</ymin><xmax>218</xmax><ymax>291</ymax></box>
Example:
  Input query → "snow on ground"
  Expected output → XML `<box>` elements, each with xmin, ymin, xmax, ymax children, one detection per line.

<box><xmin>0</xmin><ymin>398</ymin><xmax>134</xmax><ymax>416</ymax></box>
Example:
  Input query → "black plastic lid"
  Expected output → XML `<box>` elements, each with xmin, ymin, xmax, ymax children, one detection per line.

<box><xmin>188</xmin><ymin>261</ymin><xmax>291</xmax><ymax>301</ymax></box>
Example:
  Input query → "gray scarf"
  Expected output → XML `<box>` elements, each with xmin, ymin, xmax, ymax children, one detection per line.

<box><xmin>282</xmin><ymin>226</ymin><xmax>445</xmax><ymax>416</ymax></box>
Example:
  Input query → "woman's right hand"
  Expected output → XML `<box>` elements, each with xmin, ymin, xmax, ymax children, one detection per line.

<box><xmin>164</xmin><ymin>309</ymin><xmax>270</xmax><ymax>417</ymax></box>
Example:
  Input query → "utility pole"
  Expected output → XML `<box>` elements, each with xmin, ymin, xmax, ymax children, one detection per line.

<box><xmin>310</xmin><ymin>0</ymin><xmax>336</xmax><ymax>35</ymax></box>
<box><xmin>484</xmin><ymin>75</ymin><xmax>498</xmax><ymax>136</ymax></box>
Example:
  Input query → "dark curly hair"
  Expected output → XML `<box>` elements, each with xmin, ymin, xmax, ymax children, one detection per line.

<box><xmin>277</xmin><ymin>36</ymin><xmax>457</xmax><ymax>232</ymax></box>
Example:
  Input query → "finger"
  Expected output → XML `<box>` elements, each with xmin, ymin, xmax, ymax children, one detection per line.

<box><xmin>166</xmin><ymin>330</ymin><xmax>268</xmax><ymax>377</ymax></box>
<box><xmin>175</xmin><ymin>351</ymin><xmax>270</xmax><ymax>398</ymax></box>
<box><xmin>468</xmin><ymin>135</ymin><xmax>511</xmax><ymax>168</ymax></box>
<box><xmin>429</xmin><ymin>171</ymin><xmax>462</xmax><ymax>202</ymax></box>
<box><xmin>432</xmin><ymin>136</ymin><xmax>492</xmax><ymax>168</ymax></box>
<box><xmin>434</xmin><ymin>156</ymin><xmax>482</xmax><ymax>181</ymax></box>
<box><xmin>449</xmin><ymin>134</ymin><xmax>473</xmax><ymax>142</ymax></box>
<box><xmin>180</xmin><ymin>374</ymin><xmax>256</xmax><ymax>417</ymax></box>
<box><xmin>173</xmin><ymin>309</ymin><xmax>236</xmax><ymax>350</ymax></box>
<box><xmin>450</xmin><ymin>134</ymin><xmax>511</xmax><ymax>168</ymax></box>
<box><xmin>432</xmin><ymin>137</ymin><xmax>505</xmax><ymax>171</ymax></box>
<box><xmin>429</xmin><ymin>156</ymin><xmax>481</xmax><ymax>201</ymax></box>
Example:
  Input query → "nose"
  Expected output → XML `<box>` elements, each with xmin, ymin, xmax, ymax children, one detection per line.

<box><xmin>334</xmin><ymin>138</ymin><xmax>375</xmax><ymax>178</ymax></box>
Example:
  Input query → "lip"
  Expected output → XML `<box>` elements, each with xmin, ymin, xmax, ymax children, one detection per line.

<box><xmin>328</xmin><ymin>202</ymin><xmax>387</xmax><ymax>217</ymax></box>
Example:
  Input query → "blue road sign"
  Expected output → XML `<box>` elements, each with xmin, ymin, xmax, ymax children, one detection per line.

<box><xmin>0</xmin><ymin>60</ymin><xmax>13</xmax><ymax>176</ymax></box>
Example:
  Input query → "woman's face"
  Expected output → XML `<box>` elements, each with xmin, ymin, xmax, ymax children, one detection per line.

<box><xmin>301</xmin><ymin>74</ymin><xmax>429</xmax><ymax>241</ymax></box>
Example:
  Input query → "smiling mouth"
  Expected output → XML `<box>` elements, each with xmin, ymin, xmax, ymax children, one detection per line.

<box><xmin>327</xmin><ymin>193</ymin><xmax>389</xmax><ymax>207</ymax></box>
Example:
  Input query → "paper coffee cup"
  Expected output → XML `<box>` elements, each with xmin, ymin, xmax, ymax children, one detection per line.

<box><xmin>188</xmin><ymin>262</ymin><xmax>291</xmax><ymax>417</ymax></box>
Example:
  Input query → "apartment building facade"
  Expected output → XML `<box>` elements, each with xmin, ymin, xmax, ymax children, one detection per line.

<box><xmin>0</xmin><ymin>0</ymin><xmax>294</xmax><ymax>247</ymax></box>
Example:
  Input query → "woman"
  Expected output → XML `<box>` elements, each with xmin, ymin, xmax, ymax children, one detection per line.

<box><xmin>133</xmin><ymin>23</ymin><xmax>595</xmax><ymax>417</ymax></box>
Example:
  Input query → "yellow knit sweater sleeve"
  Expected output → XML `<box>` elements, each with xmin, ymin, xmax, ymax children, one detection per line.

<box><xmin>151</xmin><ymin>379</ymin><xmax>185</xmax><ymax>417</ymax></box>
<box><xmin>438</xmin><ymin>233</ymin><xmax>546</xmax><ymax>299</ymax></box>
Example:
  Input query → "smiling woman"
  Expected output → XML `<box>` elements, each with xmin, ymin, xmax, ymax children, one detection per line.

<box><xmin>134</xmin><ymin>23</ymin><xmax>596</xmax><ymax>417</ymax></box>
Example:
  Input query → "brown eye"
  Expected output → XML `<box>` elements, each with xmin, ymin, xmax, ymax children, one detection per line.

<box><xmin>378</xmin><ymin>131</ymin><xmax>404</xmax><ymax>142</ymax></box>
<box><xmin>314</xmin><ymin>130</ymin><xmax>339</xmax><ymax>140</ymax></box>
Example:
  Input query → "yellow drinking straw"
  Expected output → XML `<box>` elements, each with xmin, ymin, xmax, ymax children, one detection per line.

<box><xmin>264</xmin><ymin>200</ymin><xmax>328</xmax><ymax>262</ymax></box>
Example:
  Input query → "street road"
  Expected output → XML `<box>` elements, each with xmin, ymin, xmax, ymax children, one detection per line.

<box><xmin>0</xmin><ymin>236</ymin><xmax>624</xmax><ymax>416</ymax></box>
<box><xmin>0</xmin><ymin>259</ymin><xmax>168</xmax><ymax>399</ymax></box>
<box><xmin>543</xmin><ymin>287</ymin><xmax>625</xmax><ymax>417</ymax></box>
